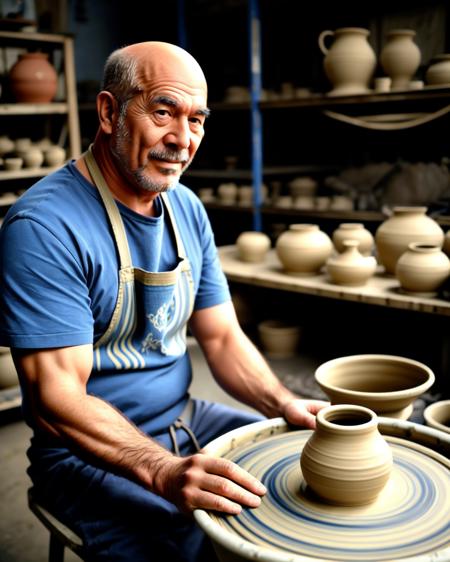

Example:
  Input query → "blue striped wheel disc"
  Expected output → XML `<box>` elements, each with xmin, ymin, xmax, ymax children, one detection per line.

<box><xmin>210</xmin><ymin>430</ymin><xmax>450</xmax><ymax>561</ymax></box>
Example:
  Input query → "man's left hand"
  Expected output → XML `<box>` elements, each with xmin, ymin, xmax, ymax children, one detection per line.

<box><xmin>282</xmin><ymin>398</ymin><xmax>329</xmax><ymax>429</ymax></box>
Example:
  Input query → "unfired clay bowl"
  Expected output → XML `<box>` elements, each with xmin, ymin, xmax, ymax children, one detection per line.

<box><xmin>423</xmin><ymin>400</ymin><xmax>450</xmax><ymax>434</ymax></box>
<box><xmin>314</xmin><ymin>354</ymin><xmax>435</xmax><ymax>419</ymax></box>
<box><xmin>257</xmin><ymin>320</ymin><xmax>302</xmax><ymax>358</ymax></box>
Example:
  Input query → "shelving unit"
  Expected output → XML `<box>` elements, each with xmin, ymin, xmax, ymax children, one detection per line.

<box><xmin>0</xmin><ymin>30</ymin><xmax>80</xmax><ymax>203</ymax></box>
<box><xmin>182</xmin><ymin>1</ymin><xmax>450</xmax><ymax>245</ymax></box>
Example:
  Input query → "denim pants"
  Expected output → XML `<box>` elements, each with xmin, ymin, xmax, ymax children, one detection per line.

<box><xmin>31</xmin><ymin>399</ymin><xmax>263</xmax><ymax>561</ymax></box>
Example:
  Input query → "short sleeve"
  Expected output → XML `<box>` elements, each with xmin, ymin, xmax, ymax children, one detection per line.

<box><xmin>0</xmin><ymin>217</ymin><xmax>94</xmax><ymax>348</ymax></box>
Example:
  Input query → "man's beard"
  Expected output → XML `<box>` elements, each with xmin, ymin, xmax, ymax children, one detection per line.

<box><xmin>111</xmin><ymin>113</ymin><xmax>192</xmax><ymax>193</ymax></box>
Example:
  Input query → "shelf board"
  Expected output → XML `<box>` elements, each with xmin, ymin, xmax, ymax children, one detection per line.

<box><xmin>210</xmin><ymin>87</ymin><xmax>450</xmax><ymax>111</ymax></box>
<box><xmin>186</xmin><ymin>164</ymin><xmax>337</xmax><ymax>180</ymax></box>
<box><xmin>0</xmin><ymin>30</ymin><xmax>70</xmax><ymax>43</ymax></box>
<box><xmin>0</xmin><ymin>166</ymin><xmax>60</xmax><ymax>181</ymax></box>
<box><xmin>0</xmin><ymin>102</ymin><xmax>68</xmax><ymax>115</ymax></box>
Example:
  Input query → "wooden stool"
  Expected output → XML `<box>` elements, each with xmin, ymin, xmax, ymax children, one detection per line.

<box><xmin>27</xmin><ymin>488</ymin><xmax>84</xmax><ymax>561</ymax></box>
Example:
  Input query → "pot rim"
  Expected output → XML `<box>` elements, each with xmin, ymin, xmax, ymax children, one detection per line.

<box><xmin>314</xmin><ymin>354</ymin><xmax>435</xmax><ymax>398</ymax></box>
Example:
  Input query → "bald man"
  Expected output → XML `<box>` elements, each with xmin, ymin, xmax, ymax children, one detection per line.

<box><xmin>0</xmin><ymin>42</ymin><xmax>327</xmax><ymax>561</ymax></box>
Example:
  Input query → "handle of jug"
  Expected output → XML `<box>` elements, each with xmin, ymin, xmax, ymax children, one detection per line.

<box><xmin>318</xmin><ymin>30</ymin><xmax>334</xmax><ymax>55</ymax></box>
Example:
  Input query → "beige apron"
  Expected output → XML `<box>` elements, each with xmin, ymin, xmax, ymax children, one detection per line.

<box><xmin>84</xmin><ymin>146</ymin><xmax>195</xmax><ymax>372</ymax></box>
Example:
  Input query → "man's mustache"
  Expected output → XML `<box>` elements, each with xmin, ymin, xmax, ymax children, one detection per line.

<box><xmin>149</xmin><ymin>149</ymin><xmax>190</xmax><ymax>165</ymax></box>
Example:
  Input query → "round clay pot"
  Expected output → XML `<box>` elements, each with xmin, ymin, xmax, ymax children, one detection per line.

<box><xmin>257</xmin><ymin>320</ymin><xmax>302</xmax><ymax>358</ymax></box>
<box><xmin>318</xmin><ymin>27</ymin><xmax>376</xmax><ymax>96</ymax></box>
<box><xmin>236</xmin><ymin>231</ymin><xmax>271</xmax><ymax>263</ymax></box>
<box><xmin>375</xmin><ymin>207</ymin><xmax>444</xmax><ymax>274</ymax></box>
<box><xmin>315</xmin><ymin>354</ymin><xmax>435</xmax><ymax>419</ymax></box>
<box><xmin>326</xmin><ymin>239</ymin><xmax>377</xmax><ymax>286</ymax></box>
<box><xmin>380</xmin><ymin>29</ymin><xmax>421</xmax><ymax>91</ymax></box>
<box><xmin>0</xmin><ymin>347</ymin><xmax>19</xmax><ymax>389</ymax></box>
<box><xmin>44</xmin><ymin>145</ymin><xmax>66</xmax><ymax>167</ymax></box>
<box><xmin>0</xmin><ymin>135</ymin><xmax>15</xmax><ymax>157</ymax></box>
<box><xmin>332</xmin><ymin>222</ymin><xmax>374</xmax><ymax>256</ymax></box>
<box><xmin>423</xmin><ymin>400</ymin><xmax>450</xmax><ymax>434</ymax></box>
<box><xmin>22</xmin><ymin>147</ymin><xmax>44</xmax><ymax>169</ymax></box>
<box><xmin>425</xmin><ymin>54</ymin><xmax>450</xmax><ymax>85</ymax></box>
<box><xmin>276</xmin><ymin>224</ymin><xmax>332</xmax><ymax>275</ymax></box>
<box><xmin>395</xmin><ymin>243</ymin><xmax>450</xmax><ymax>297</ymax></box>
<box><xmin>300</xmin><ymin>404</ymin><xmax>393</xmax><ymax>506</ymax></box>
<box><xmin>9</xmin><ymin>52</ymin><xmax>58</xmax><ymax>103</ymax></box>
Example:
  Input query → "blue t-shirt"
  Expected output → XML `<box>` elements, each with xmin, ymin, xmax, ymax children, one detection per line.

<box><xmin>0</xmin><ymin>161</ymin><xmax>230</xmax><ymax>436</ymax></box>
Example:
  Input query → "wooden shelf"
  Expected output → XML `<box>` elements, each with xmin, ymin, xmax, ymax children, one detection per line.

<box><xmin>0</xmin><ymin>166</ymin><xmax>61</xmax><ymax>182</ymax></box>
<box><xmin>0</xmin><ymin>30</ymin><xmax>70</xmax><ymax>44</ymax></box>
<box><xmin>219</xmin><ymin>245</ymin><xmax>450</xmax><ymax>317</ymax></box>
<box><xmin>0</xmin><ymin>103</ymin><xmax>68</xmax><ymax>115</ymax></box>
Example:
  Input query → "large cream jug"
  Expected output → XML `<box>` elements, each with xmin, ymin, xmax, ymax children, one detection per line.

<box><xmin>318</xmin><ymin>27</ymin><xmax>376</xmax><ymax>96</ymax></box>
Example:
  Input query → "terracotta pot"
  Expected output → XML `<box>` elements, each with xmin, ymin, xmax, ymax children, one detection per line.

<box><xmin>300</xmin><ymin>404</ymin><xmax>393</xmax><ymax>506</ymax></box>
<box><xmin>375</xmin><ymin>207</ymin><xmax>444</xmax><ymax>274</ymax></box>
<box><xmin>423</xmin><ymin>400</ymin><xmax>450</xmax><ymax>434</ymax></box>
<box><xmin>236</xmin><ymin>231</ymin><xmax>271</xmax><ymax>263</ymax></box>
<box><xmin>395</xmin><ymin>243</ymin><xmax>450</xmax><ymax>296</ymax></box>
<box><xmin>318</xmin><ymin>27</ymin><xmax>376</xmax><ymax>96</ymax></box>
<box><xmin>326</xmin><ymin>240</ymin><xmax>377</xmax><ymax>286</ymax></box>
<box><xmin>275</xmin><ymin>224</ymin><xmax>332</xmax><ymax>275</ymax></box>
<box><xmin>257</xmin><ymin>320</ymin><xmax>302</xmax><ymax>358</ymax></box>
<box><xmin>425</xmin><ymin>54</ymin><xmax>450</xmax><ymax>85</ymax></box>
<box><xmin>332</xmin><ymin>222</ymin><xmax>374</xmax><ymax>255</ymax></box>
<box><xmin>380</xmin><ymin>29</ymin><xmax>421</xmax><ymax>91</ymax></box>
<box><xmin>314</xmin><ymin>354</ymin><xmax>435</xmax><ymax>419</ymax></box>
<box><xmin>9</xmin><ymin>52</ymin><xmax>58</xmax><ymax>103</ymax></box>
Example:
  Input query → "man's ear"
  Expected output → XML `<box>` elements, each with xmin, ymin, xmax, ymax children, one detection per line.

<box><xmin>96</xmin><ymin>91</ymin><xmax>119</xmax><ymax>134</ymax></box>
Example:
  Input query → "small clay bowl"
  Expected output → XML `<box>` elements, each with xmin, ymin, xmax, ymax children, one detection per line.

<box><xmin>4</xmin><ymin>157</ymin><xmax>23</xmax><ymax>171</ymax></box>
<box><xmin>423</xmin><ymin>400</ymin><xmax>450</xmax><ymax>434</ymax></box>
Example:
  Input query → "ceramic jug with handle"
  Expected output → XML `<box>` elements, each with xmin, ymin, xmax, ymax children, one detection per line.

<box><xmin>318</xmin><ymin>27</ymin><xmax>376</xmax><ymax>96</ymax></box>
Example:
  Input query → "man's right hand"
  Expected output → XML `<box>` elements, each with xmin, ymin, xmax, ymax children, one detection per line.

<box><xmin>153</xmin><ymin>453</ymin><xmax>267</xmax><ymax>514</ymax></box>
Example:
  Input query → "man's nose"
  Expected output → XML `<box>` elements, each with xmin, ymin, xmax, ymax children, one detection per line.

<box><xmin>165</xmin><ymin>118</ymin><xmax>191</xmax><ymax>150</ymax></box>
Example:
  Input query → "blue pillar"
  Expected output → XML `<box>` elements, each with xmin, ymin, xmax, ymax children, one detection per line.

<box><xmin>177</xmin><ymin>0</ymin><xmax>187</xmax><ymax>49</ymax></box>
<box><xmin>248</xmin><ymin>0</ymin><xmax>263</xmax><ymax>232</ymax></box>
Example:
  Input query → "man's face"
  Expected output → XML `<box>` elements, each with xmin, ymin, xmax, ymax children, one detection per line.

<box><xmin>110</xmin><ymin>85</ymin><xmax>208</xmax><ymax>193</ymax></box>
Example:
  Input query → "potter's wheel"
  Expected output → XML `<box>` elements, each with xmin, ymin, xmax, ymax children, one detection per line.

<box><xmin>207</xmin><ymin>426</ymin><xmax>450</xmax><ymax>561</ymax></box>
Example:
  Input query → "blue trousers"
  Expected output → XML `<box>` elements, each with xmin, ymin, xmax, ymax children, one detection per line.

<box><xmin>30</xmin><ymin>399</ymin><xmax>263</xmax><ymax>561</ymax></box>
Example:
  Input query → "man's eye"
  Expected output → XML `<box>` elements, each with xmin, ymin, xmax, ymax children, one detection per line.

<box><xmin>155</xmin><ymin>109</ymin><xmax>170</xmax><ymax>117</ymax></box>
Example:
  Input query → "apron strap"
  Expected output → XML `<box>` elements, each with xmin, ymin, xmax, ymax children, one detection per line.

<box><xmin>161</xmin><ymin>192</ymin><xmax>188</xmax><ymax>261</ymax></box>
<box><xmin>84</xmin><ymin>145</ymin><xmax>133</xmax><ymax>269</ymax></box>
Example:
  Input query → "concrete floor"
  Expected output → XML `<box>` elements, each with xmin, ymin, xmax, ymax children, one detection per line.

<box><xmin>0</xmin><ymin>337</ymin><xmax>324</xmax><ymax>562</ymax></box>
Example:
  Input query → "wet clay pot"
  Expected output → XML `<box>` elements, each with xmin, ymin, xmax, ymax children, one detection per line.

<box><xmin>300</xmin><ymin>404</ymin><xmax>393</xmax><ymax>506</ymax></box>
<box><xmin>423</xmin><ymin>400</ymin><xmax>450</xmax><ymax>434</ymax></box>
<box><xmin>9</xmin><ymin>52</ymin><xmax>58</xmax><ymax>103</ymax></box>
<box><xmin>276</xmin><ymin>224</ymin><xmax>332</xmax><ymax>275</ymax></box>
<box><xmin>375</xmin><ymin>207</ymin><xmax>444</xmax><ymax>274</ymax></box>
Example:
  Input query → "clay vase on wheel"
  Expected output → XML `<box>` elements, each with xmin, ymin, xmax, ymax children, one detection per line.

<box><xmin>375</xmin><ymin>207</ymin><xmax>444</xmax><ymax>274</ymax></box>
<box><xmin>300</xmin><ymin>404</ymin><xmax>393</xmax><ymax>506</ymax></box>
<box><xmin>318</xmin><ymin>27</ymin><xmax>376</xmax><ymax>96</ymax></box>
<box><xmin>9</xmin><ymin>52</ymin><xmax>58</xmax><ymax>103</ymax></box>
